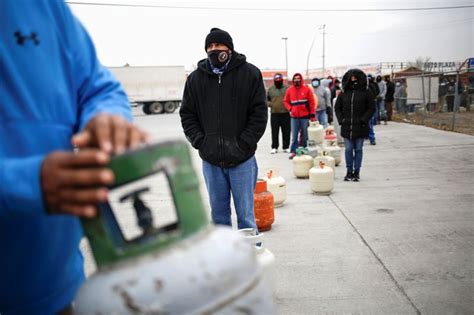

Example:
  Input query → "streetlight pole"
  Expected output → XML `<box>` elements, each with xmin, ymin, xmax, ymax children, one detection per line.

<box><xmin>306</xmin><ymin>24</ymin><xmax>326</xmax><ymax>80</ymax></box>
<box><xmin>321</xmin><ymin>24</ymin><xmax>326</xmax><ymax>76</ymax></box>
<box><xmin>281</xmin><ymin>37</ymin><xmax>288</xmax><ymax>80</ymax></box>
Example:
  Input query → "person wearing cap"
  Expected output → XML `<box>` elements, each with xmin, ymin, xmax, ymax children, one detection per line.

<box><xmin>267</xmin><ymin>73</ymin><xmax>290</xmax><ymax>154</ymax></box>
<box><xmin>180</xmin><ymin>28</ymin><xmax>267</xmax><ymax>231</ymax></box>
<box><xmin>283</xmin><ymin>73</ymin><xmax>316</xmax><ymax>159</ymax></box>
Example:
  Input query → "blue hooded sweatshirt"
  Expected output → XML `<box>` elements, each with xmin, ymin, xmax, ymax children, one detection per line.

<box><xmin>0</xmin><ymin>1</ymin><xmax>131</xmax><ymax>314</ymax></box>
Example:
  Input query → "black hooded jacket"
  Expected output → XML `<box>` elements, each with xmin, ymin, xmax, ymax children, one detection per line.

<box><xmin>179</xmin><ymin>52</ymin><xmax>267</xmax><ymax>168</ymax></box>
<box><xmin>335</xmin><ymin>69</ymin><xmax>376</xmax><ymax>139</ymax></box>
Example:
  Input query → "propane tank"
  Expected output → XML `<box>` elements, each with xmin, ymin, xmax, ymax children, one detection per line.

<box><xmin>292</xmin><ymin>147</ymin><xmax>314</xmax><ymax>178</ymax></box>
<box><xmin>323</xmin><ymin>126</ymin><xmax>338</xmax><ymax>147</ymax></box>
<box><xmin>323</xmin><ymin>142</ymin><xmax>342</xmax><ymax>166</ymax></box>
<box><xmin>309</xmin><ymin>161</ymin><xmax>334</xmax><ymax>195</ymax></box>
<box><xmin>307</xmin><ymin>120</ymin><xmax>324</xmax><ymax>145</ymax></box>
<box><xmin>314</xmin><ymin>151</ymin><xmax>336</xmax><ymax>175</ymax></box>
<box><xmin>254</xmin><ymin>179</ymin><xmax>275</xmax><ymax>231</ymax></box>
<box><xmin>263</xmin><ymin>168</ymin><xmax>286</xmax><ymax>207</ymax></box>
<box><xmin>75</xmin><ymin>141</ymin><xmax>276</xmax><ymax>315</ymax></box>
<box><xmin>236</xmin><ymin>228</ymin><xmax>275</xmax><ymax>277</ymax></box>
<box><xmin>306</xmin><ymin>145</ymin><xmax>319</xmax><ymax>158</ymax></box>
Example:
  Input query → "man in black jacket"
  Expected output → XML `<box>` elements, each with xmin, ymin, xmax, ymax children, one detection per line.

<box><xmin>180</xmin><ymin>28</ymin><xmax>267</xmax><ymax>230</ymax></box>
<box><xmin>335</xmin><ymin>69</ymin><xmax>375</xmax><ymax>181</ymax></box>
<box><xmin>384</xmin><ymin>75</ymin><xmax>395</xmax><ymax>121</ymax></box>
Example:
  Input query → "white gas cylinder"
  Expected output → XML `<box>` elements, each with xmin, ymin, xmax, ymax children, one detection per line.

<box><xmin>323</xmin><ymin>142</ymin><xmax>342</xmax><ymax>166</ymax></box>
<box><xmin>309</xmin><ymin>161</ymin><xmax>334</xmax><ymax>195</ymax></box>
<box><xmin>314</xmin><ymin>151</ymin><xmax>336</xmax><ymax>174</ymax></box>
<box><xmin>306</xmin><ymin>145</ymin><xmax>320</xmax><ymax>158</ymax></box>
<box><xmin>236</xmin><ymin>228</ymin><xmax>275</xmax><ymax>278</ymax></box>
<box><xmin>307</xmin><ymin>120</ymin><xmax>324</xmax><ymax>145</ymax></box>
<box><xmin>75</xmin><ymin>227</ymin><xmax>276</xmax><ymax>315</ymax></box>
<box><xmin>263</xmin><ymin>168</ymin><xmax>286</xmax><ymax>207</ymax></box>
<box><xmin>292</xmin><ymin>154</ymin><xmax>313</xmax><ymax>178</ymax></box>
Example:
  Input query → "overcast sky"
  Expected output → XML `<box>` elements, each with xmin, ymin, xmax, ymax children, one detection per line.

<box><xmin>69</xmin><ymin>0</ymin><xmax>473</xmax><ymax>75</ymax></box>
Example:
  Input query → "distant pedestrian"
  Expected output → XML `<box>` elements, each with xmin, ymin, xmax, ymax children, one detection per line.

<box><xmin>335</xmin><ymin>69</ymin><xmax>375</xmax><ymax>182</ymax></box>
<box><xmin>367</xmin><ymin>74</ymin><xmax>379</xmax><ymax>145</ymax></box>
<box><xmin>446</xmin><ymin>79</ymin><xmax>456</xmax><ymax>112</ymax></box>
<box><xmin>180</xmin><ymin>27</ymin><xmax>267</xmax><ymax>230</ymax></box>
<box><xmin>376</xmin><ymin>75</ymin><xmax>387</xmax><ymax>125</ymax></box>
<box><xmin>384</xmin><ymin>75</ymin><xmax>395</xmax><ymax>121</ymax></box>
<box><xmin>394</xmin><ymin>80</ymin><xmax>407</xmax><ymax>114</ymax></box>
<box><xmin>267</xmin><ymin>73</ymin><xmax>290</xmax><ymax>154</ymax></box>
<box><xmin>312</xmin><ymin>78</ymin><xmax>331</xmax><ymax>128</ymax></box>
<box><xmin>284</xmin><ymin>73</ymin><xmax>316</xmax><ymax>159</ymax></box>
<box><xmin>437</xmin><ymin>75</ymin><xmax>449</xmax><ymax>112</ymax></box>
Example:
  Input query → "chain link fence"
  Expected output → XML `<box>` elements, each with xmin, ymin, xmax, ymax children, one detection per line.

<box><xmin>391</xmin><ymin>63</ymin><xmax>474</xmax><ymax>135</ymax></box>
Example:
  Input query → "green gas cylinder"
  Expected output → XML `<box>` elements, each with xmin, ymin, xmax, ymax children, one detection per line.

<box><xmin>74</xmin><ymin>140</ymin><xmax>275</xmax><ymax>314</ymax></box>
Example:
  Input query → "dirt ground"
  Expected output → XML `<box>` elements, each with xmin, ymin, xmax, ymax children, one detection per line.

<box><xmin>392</xmin><ymin>110</ymin><xmax>474</xmax><ymax>136</ymax></box>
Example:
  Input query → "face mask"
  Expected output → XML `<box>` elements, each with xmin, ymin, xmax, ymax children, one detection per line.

<box><xmin>275</xmin><ymin>80</ymin><xmax>283</xmax><ymax>88</ymax></box>
<box><xmin>396</xmin><ymin>82</ymin><xmax>401</xmax><ymax>86</ymax></box>
<box><xmin>312</xmin><ymin>81</ymin><xmax>320</xmax><ymax>88</ymax></box>
<box><xmin>294</xmin><ymin>81</ymin><xmax>301</xmax><ymax>87</ymax></box>
<box><xmin>351</xmin><ymin>80</ymin><xmax>358</xmax><ymax>86</ymax></box>
<box><xmin>207</xmin><ymin>49</ymin><xmax>231</xmax><ymax>68</ymax></box>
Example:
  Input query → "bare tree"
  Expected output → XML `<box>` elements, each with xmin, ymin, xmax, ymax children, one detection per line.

<box><xmin>408</xmin><ymin>56</ymin><xmax>432</xmax><ymax>71</ymax></box>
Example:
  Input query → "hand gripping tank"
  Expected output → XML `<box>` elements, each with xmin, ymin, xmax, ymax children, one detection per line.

<box><xmin>74</xmin><ymin>141</ymin><xmax>276</xmax><ymax>315</ymax></box>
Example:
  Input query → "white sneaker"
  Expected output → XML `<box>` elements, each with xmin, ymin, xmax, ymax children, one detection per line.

<box><xmin>270</xmin><ymin>148</ymin><xmax>277</xmax><ymax>154</ymax></box>
<box><xmin>283</xmin><ymin>148</ymin><xmax>290</xmax><ymax>153</ymax></box>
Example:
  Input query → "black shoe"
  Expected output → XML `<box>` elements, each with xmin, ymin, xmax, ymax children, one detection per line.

<box><xmin>344</xmin><ymin>171</ymin><xmax>353</xmax><ymax>181</ymax></box>
<box><xmin>352</xmin><ymin>170</ymin><xmax>360</xmax><ymax>182</ymax></box>
<box><xmin>370</xmin><ymin>140</ymin><xmax>376</xmax><ymax>145</ymax></box>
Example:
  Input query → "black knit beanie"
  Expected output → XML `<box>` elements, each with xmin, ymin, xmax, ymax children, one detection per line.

<box><xmin>204</xmin><ymin>28</ymin><xmax>234</xmax><ymax>51</ymax></box>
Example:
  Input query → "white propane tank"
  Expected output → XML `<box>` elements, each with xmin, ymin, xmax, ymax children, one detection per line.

<box><xmin>293</xmin><ymin>152</ymin><xmax>314</xmax><ymax>178</ymax></box>
<box><xmin>75</xmin><ymin>227</ymin><xmax>276</xmax><ymax>315</ymax></box>
<box><xmin>323</xmin><ymin>125</ymin><xmax>338</xmax><ymax>147</ymax></box>
<box><xmin>236</xmin><ymin>228</ymin><xmax>275</xmax><ymax>281</ymax></box>
<box><xmin>263</xmin><ymin>168</ymin><xmax>287</xmax><ymax>207</ymax></box>
<box><xmin>309</xmin><ymin>161</ymin><xmax>334</xmax><ymax>195</ymax></box>
<box><xmin>307</xmin><ymin>120</ymin><xmax>324</xmax><ymax>145</ymax></box>
<box><xmin>314</xmin><ymin>151</ymin><xmax>336</xmax><ymax>174</ymax></box>
<box><xmin>324</xmin><ymin>142</ymin><xmax>342</xmax><ymax>166</ymax></box>
<box><xmin>307</xmin><ymin>145</ymin><xmax>319</xmax><ymax>158</ymax></box>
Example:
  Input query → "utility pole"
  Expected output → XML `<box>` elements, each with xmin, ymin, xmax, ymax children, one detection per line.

<box><xmin>321</xmin><ymin>24</ymin><xmax>326</xmax><ymax>77</ymax></box>
<box><xmin>281</xmin><ymin>37</ymin><xmax>288</xmax><ymax>80</ymax></box>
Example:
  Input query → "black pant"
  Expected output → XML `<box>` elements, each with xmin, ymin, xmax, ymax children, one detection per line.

<box><xmin>271</xmin><ymin>113</ymin><xmax>291</xmax><ymax>150</ymax></box>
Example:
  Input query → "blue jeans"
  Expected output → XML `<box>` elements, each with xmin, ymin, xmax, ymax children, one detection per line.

<box><xmin>290</xmin><ymin>118</ymin><xmax>309</xmax><ymax>152</ymax></box>
<box><xmin>316</xmin><ymin>110</ymin><xmax>328</xmax><ymax>128</ymax></box>
<box><xmin>202</xmin><ymin>156</ymin><xmax>258</xmax><ymax>229</ymax></box>
<box><xmin>344</xmin><ymin>137</ymin><xmax>364</xmax><ymax>172</ymax></box>
<box><xmin>377</xmin><ymin>99</ymin><xmax>387</xmax><ymax>122</ymax></box>
<box><xmin>368</xmin><ymin>111</ymin><xmax>376</xmax><ymax>142</ymax></box>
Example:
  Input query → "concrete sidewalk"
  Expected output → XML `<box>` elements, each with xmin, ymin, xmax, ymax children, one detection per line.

<box><xmin>82</xmin><ymin>111</ymin><xmax>474</xmax><ymax>314</ymax></box>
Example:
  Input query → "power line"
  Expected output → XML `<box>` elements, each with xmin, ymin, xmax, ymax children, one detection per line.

<box><xmin>66</xmin><ymin>1</ymin><xmax>474</xmax><ymax>12</ymax></box>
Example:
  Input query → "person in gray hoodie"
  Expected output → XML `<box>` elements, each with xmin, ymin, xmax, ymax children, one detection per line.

<box><xmin>311</xmin><ymin>78</ymin><xmax>331</xmax><ymax>128</ymax></box>
<box><xmin>376</xmin><ymin>75</ymin><xmax>387</xmax><ymax>125</ymax></box>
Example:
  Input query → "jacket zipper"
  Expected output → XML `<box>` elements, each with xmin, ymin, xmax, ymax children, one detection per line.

<box><xmin>218</xmin><ymin>73</ymin><xmax>224</xmax><ymax>167</ymax></box>
<box><xmin>350</xmin><ymin>91</ymin><xmax>354</xmax><ymax>139</ymax></box>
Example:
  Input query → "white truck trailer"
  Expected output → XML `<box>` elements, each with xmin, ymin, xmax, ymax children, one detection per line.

<box><xmin>109</xmin><ymin>66</ymin><xmax>186</xmax><ymax>115</ymax></box>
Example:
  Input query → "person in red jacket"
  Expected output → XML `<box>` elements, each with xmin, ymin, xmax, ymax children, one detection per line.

<box><xmin>284</xmin><ymin>73</ymin><xmax>316</xmax><ymax>159</ymax></box>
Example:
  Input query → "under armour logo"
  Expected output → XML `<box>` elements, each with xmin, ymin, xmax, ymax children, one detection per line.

<box><xmin>14</xmin><ymin>31</ymin><xmax>40</xmax><ymax>46</ymax></box>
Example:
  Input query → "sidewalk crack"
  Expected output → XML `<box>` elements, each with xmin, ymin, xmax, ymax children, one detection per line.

<box><xmin>329</xmin><ymin>196</ymin><xmax>422</xmax><ymax>315</ymax></box>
